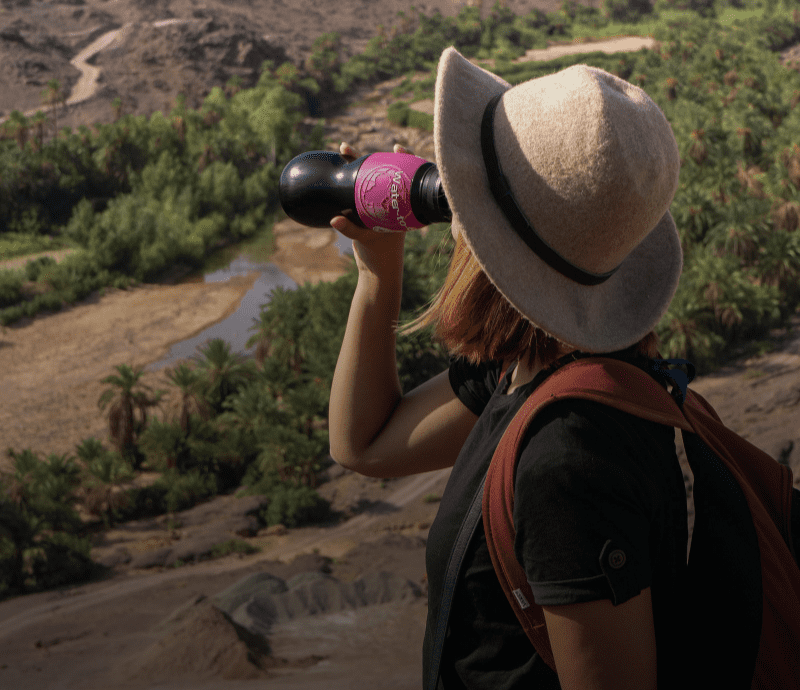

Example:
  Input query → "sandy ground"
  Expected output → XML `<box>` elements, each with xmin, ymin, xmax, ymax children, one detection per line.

<box><xmin>0</xmin><ymin>270</ymin><xmax>260</xmax><ymax>466</ymax></box>
<box><xmin>2</xmin><ymin>1</ymin><xmax>800</xmax><ymax>688</ymax></box>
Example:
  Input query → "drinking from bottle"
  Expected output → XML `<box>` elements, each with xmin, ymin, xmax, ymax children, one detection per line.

<box><xmin>279</xmin><ymin>150</ymin><xmax>452</xmax><ymax>232</ymax></box>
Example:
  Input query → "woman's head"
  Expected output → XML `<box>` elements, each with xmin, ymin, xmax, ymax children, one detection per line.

<box><xmin>397</xmin><ymin>231</ymin><xmax>661</xmax><ymax>370</ymax></box>
<box><xmin>431</xmin><ymin>48</ymin><xmax>682</xmax><ymax>354</ymax></box>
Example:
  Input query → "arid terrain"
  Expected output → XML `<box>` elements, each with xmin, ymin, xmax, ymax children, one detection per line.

<box><xmin>1</xmin><ymin>1</ymin><xmax>800</xmax><ymax>688</ymax></box>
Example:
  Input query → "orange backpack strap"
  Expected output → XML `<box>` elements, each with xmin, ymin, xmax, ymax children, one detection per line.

<box><xmin>483</xmin><ymin>357</ymin><xmax>800</xmax><ymax>687</ymax></box>
<box><xmin>482</xmin><ymin>357</ymin><xmax>690</xmax><ymax>672</ymax></box>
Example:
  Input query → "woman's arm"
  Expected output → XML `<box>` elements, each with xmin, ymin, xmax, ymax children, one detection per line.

<box><xmin>542</xmin><ymin>587</ymin><xmax>657</xmax><ymax>690</ymax></box>
<box><xmin>328</xmin><ymin>212</ymin><xmax>407</xmax><ymax>470</ymax></box>
<box><xmin>328</xmin><ymin>142</ymin><xmax>479</xmax><ymax>477</ymax></box>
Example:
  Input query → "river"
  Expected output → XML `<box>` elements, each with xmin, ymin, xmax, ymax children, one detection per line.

<box><xmin>146</xmin><ymin>232</ymin><xmax>354</xmax><ymax>371</ymax></box>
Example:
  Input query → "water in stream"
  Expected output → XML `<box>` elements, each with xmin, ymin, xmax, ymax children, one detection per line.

<box><xmin>146</xmin><ymin>232</ymin><xmax>354</xmax><ymax>372</ymax></box>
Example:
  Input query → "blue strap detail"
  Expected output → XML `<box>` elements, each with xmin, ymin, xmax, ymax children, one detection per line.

<box><xmin>648</xmin><ymin>359</ymin><xmax>696</xmax><ymax>407</ymax></box>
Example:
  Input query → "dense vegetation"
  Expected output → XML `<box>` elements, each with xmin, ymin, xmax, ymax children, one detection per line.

<box><xmin>3</xmin><ymin>0</ymin><xmax>800</xmax><ymax>598</ymax></box>
<box><xmin>390</xmin><ymin>4</ymin><xmax>800</xmax><ymax>366</ymax></box>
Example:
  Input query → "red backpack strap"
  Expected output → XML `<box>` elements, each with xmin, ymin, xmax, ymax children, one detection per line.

<box><xmin>483</xmin><ymin>357</ymin><xmax>800</xmax><ymax>686</ymax></box>
<box><xmin>482</xmin><ymin>357</ymin><xmax>687</xmax><ymax>672</ymax></box>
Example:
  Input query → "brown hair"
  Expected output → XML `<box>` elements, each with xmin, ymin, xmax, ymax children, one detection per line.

<box><xmin>396</xmin><ymin>231</ymin><xmax>661</xmax><ymax>370</ymax></box>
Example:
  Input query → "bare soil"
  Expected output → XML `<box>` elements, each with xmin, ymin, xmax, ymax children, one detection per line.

<box><xmin>1</xmin><ymin>1</ymin><xmax>800</xmax><ymax>688</ymax></box>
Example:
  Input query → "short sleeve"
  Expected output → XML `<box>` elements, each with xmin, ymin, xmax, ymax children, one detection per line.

<box><xmin>448</xmin><ymin>356</ymin><xmax>504</xmax><ymax>417</ymax></box>
<box><xmin>513</xmin><ymin>399</ymin><xmax>661</xmax><ymax>607</ymax></box>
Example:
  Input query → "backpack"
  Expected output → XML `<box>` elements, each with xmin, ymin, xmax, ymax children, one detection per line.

<box><xmin>480</xmin><ymin>357</ymin><xmax>800</xmax><ymax>689</ymax></box>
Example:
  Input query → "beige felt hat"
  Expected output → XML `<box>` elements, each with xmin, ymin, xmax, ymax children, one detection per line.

<box><xmin>433</xmin><ymin>46</ymin><xmax>683</xmax><ymax>353</ymax></box>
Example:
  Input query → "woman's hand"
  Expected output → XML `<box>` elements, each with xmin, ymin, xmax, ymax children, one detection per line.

<box><xmin>330</xmin><ymin>141</ymin><xmax>408</xmax><ymax>279</ymax></box>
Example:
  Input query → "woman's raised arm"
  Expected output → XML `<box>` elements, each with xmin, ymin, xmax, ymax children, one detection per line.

<box><xmin>328</xmin><ymin>142</ymin><xmax>478</xmax><ymax>477</ymax></box>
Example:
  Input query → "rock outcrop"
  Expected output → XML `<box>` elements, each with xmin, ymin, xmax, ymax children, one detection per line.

<box><xmin>212</xmin><ymin>569</ymin><xmax>423</xmax><ymax>637</ymax></box>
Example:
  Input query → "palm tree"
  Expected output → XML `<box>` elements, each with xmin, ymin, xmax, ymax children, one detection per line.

<box><xmin>246</xmin><ymin>289</ymin><xmax>309</xmax><ymax>372</ymax></box>
<box><xmin>771</xmin><ymin>200</ymin><xmax>800</xmax><ymax>233</ymax></box>
<box><xmin>1</xmin><ymin>449</ymin><xmax>84</xmax><ymax>594</ymax></box>
<box><xmin>216</xmin><ymin>375</ymin><xmax>279</xmax><ymax>436</ymax></box>
<box><xmin>29</xmin><ymin>111</ymin><xmax>47</xmax><ymax>152</ymax></box>
<box><xmin>224</xmin><ymin>75</ymin><xmax>242</xmax><ymax>99</ymax></box>
<box><xmin>0</xmin><ymin>484</ymin><xmax>37</xmax><ymax>594</ymax></box>
<box><xmin>1</xmin><ymin>452</ymin><xmax>41</xmax><ymax>594</ymax></box>
<box><xmin>98</xmin><ymin>364</ymin><xmax>165</xmax><ymax>469</ymax></box>
<box><xmin>163</xmin><ymin>362</ymin><xmax>212</xmax><ymax>434</ymax></box>
<box><xmin>111</xmin><ymin>97</ymin><xmax>123</xmax><ymax>123</ymax></box>
<box><xmin>173</xmin><ymin>114</ymin><xmax>186</xmax><ymax>143</ymax></box>
<box><xmin>6</xmin><ymin>110</ymin><xmax>29</xmax><ymax>150</ymax></box>
<box><xmin>41</xmin><ymin>79</ymin><xmax>64</xmax><ymax>137</ymax></box>
<box><xmin>753</xmin><ymin>229</ymin><xmax>800</xmax><ymax>309</ymax></box>
<box><xmin>191</xmin><ymin>339</ymin><xmax>258</xmax><ymax>415</ymax></box>
<box><xmin>75</xmin><ymin>438</ymin><xmax>134</xmax><ymax>526</ymax></box>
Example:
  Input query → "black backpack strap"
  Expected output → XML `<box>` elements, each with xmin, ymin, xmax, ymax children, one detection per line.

<box><xmin>791</xmin><ymin>487</ymin><xmax>800</xmax><ymax>563</ymax></box>
<box><xmin>426</xmin><ymin>472</ymin><xmax>487</xmax><ymax>690</ymax></box>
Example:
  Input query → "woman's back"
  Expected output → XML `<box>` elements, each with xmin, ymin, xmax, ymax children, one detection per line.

<box><xmin>425</xmin><ymin>355</ymin><xmax>687</xmax><ymax>689</ymax></box>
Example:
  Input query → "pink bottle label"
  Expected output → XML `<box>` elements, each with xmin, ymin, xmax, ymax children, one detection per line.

<box><xmin>354</xmin><ymin>153</ymin><xmax>428</xmax><ymax>233</ymax></box>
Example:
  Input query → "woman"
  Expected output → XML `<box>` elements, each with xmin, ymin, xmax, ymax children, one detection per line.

<box><xmin>329</xmin><ymin>46</ymin><xmax>686</xmax><ymax>690</ymax></box>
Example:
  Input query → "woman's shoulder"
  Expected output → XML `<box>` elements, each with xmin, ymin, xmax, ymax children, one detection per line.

<box><xmin>514</xmin><ymin>396</ymin><xmax>677</xmax><ymax>503</ymax></box>
<box><xmin>447</xmin><ymin>355</ymin><xmax>506</xmax><ymax>416</ymax></box>
<box><xmin>525</xmin><ymin>395</ymin><xmax>675</xmax><ymax>451</ymax></box>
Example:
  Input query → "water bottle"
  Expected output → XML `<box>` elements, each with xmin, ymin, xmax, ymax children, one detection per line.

<box><xmin>279</xmin><ymin>150</ymin><xmax>452</xmax><ymax>233</ymax></box>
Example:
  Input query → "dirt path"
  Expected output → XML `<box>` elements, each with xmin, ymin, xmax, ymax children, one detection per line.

<box><xmin>0</xmin><ymin>248</ymin><xmax>76</xmax><ymax>271</ymax></box>
<box><xmin>0</xmin><ymin>19</ymin><xmax>200</xmax><ymax>125</ymax></box>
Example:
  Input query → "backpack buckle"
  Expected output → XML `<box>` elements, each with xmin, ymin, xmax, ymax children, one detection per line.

<box><xmin>649</xmin><ymin>359</ymin><xmax>696</xmax><ymax>407</ymax></box>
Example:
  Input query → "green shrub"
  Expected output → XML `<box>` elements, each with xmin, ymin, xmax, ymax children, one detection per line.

<box><xmin>119</xmin><ymin>469</ymin><xmax>216</xmax><ymax>518</ymax></box>
<box><xmin>158</xmin><ymin>470</ymin><xmax>218</xmax><ymax>513</ymax></box>
<box><xmin>258</xmin><ymin>483</ymin><xmax>329</xmax><ymax>528</ymax></box>
<box><xmin>29</xmin><ymin>290</ymin><xmax>65</xmax><ymax>315</ymax></box>
<box><xmin>0</xmin><ymin>449</ymin><xmax>92</xmax><ymax>596</ymax></box>
<box><xmin>85</xmin><ymin>454</ymin><xmax>134</xmax><ymax>488</ymax></box>
<box><xmin>0</xmin><ymin>231</ymin><xmax>66</xmax><ymax>260</ymax></box>
<box><xmin>138</xmin><ymin>418</ymin><xmax>188</xmax><ymax>472</ymax></box>
<box><xmin>652</xmin><ymin>0</ymin><xmax>716</xmax><ymax>18</ymax></box>
<box><xmin>406</xmin><ymin>108</ymin><xmax>434</xmax><ymax>131</ymax></box>
<box><xmin>80</xmin><ymin>443</ymin><xmax>134</xmax><ymax>485</ymax></box>
<box><xmin>0</xmin><ymin>303</ymin><xmax>26</xmax><ymax>326</ymax></box>
<box><xmin>5</xmin><ymin>449</ymin><xmax>83</xmax><ymax>514</ymax></box>
<box><xmin>23</xmin><ymin>531</ymin><xmax>96</xmax><ymax>591</ymax></box>
<box><xmin>208</xmin><ymin>538</ymin><xmax>260</xmax><ymax>559</ymax></box>
<box><xmin>747</xmin><ymin>13</ymin><xmax>800</xmax><ymax>51</ymax></box>
<box><xmin>0</xmin><ymin>270</ymin><xmax>23</xmax><ymax>308</ymax></box>
<box><xmin>23</xmin><ymin>255</ymin><xmax>56</xmax><ymax>281</ymax></box>
<box><xmin>387</xmin><ymin>102</ymin><xmax>410</xmax><ymax>127</ymax></box>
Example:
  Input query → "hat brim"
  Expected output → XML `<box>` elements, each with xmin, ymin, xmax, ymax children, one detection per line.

<box><xmin>433</xmin><ymin>47</ymin><xmax>683</xmax><ymax>353</ymax></box>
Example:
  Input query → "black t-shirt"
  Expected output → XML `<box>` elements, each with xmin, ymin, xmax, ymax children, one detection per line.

<box><xmin>423</xmin><ymin>351</ymin><xmax>689</xmax><ymax>690</ymax></box>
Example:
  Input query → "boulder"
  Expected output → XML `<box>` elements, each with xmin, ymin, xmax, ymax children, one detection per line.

<box><xmin>127</xmin><ymin>599</ymin><xmax>272</xmax><ymax>682</ymax></box>
<box><xmin>213</xmin><ymin>569</ymin><xmax>422</xmax><ymax>638</ymax></box>
<box><xmin>212</xmin><ymin>572</ymin><xmax>287</xmax><ymax>615</ymax></box>
<box><xmin>128</xmin><ymin>547</ymin><xmax>172</xmax><ymax>569</ymax></box>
